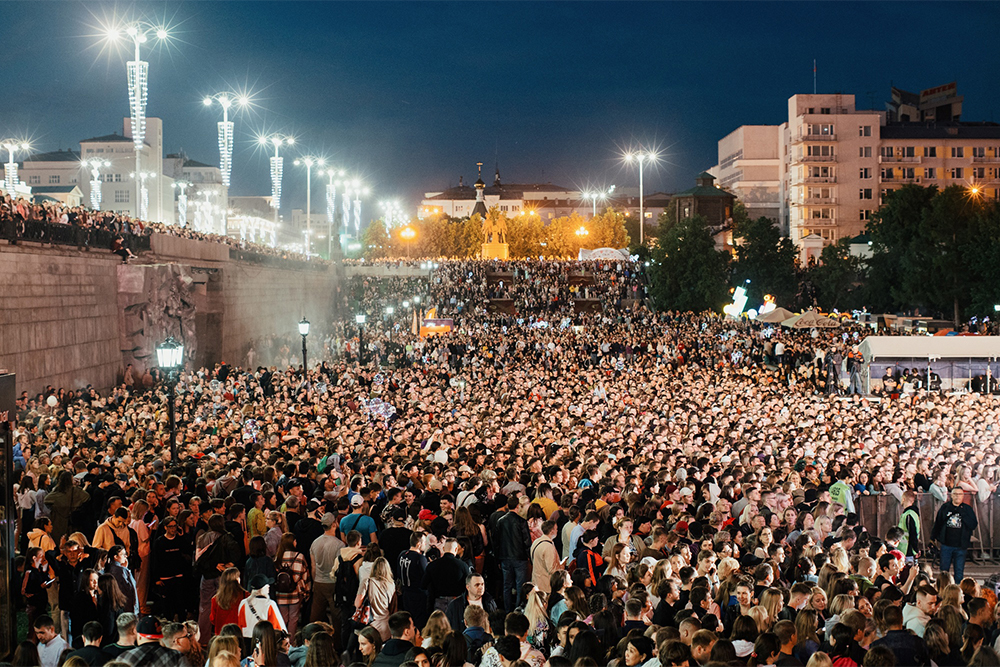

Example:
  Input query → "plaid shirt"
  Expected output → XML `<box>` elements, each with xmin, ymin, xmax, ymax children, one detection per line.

<box><xmin>274</xmin><ymin>551</ymin><xmax>311</xmax><ymax>605</ymax></box>
<box><xmin>118</xmin><ymin>643</ymin><xmax>190</xmax><ymax>667</ymax></box>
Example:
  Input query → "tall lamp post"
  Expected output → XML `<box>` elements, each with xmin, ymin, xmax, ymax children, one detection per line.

<box><xmin>320</xmin><ymin>167</ymin><xmax>345</xmax><ymax>258</ymax></box>
<box><xmin>155</xmin><ymin>336</ymin><xmax>184</xmax><ymax>463</ymax></box>
<box><xmin>356</xmin><ymin>314</ymin><xmax>367</xmax><ymax>365</ymax></box>
<box><xmin>202</xmin><ymin>92</ymin><xmax>249</xmax><ymax>188</ymax></box>
<box><xmin>105</xmin><ymin>22</ymin><xmax>170</xmax><ymax>219</ymax></box>
<box><xmin>258</xmin><ymin>133</ymin><xmax>295</xmax><ymax>225</ymax></box>
<box><xmin>82</xmin><ymin>158</ymin><xmax>111</xmax><ymax>210</ymax></box>
<box><xmin>583</xmin><ymin>185</ymin><xmax>615</xmax><ymax>217</ymax></box>
<box><xmin>624</xmin><ymin>150</ymin><xmax>658</xmax><ymax>247</ymax></box>
<box><xmin>400</xmin><ymin>225</ymin><xmax>416</xmax><ymax>258</ymax></box>
<box><xmin>294</xmin><ymin>156</ymin><xmax>325</xmax><ymax>259</ymax></box>
<box><xmin>2</xmin><ymin>141</ymin><xmax>31</xmax><ymax>198</ymax></box>
<box><xmin>171</xmin><ymin>180</ymin><xmax>190</xmax><ymax>227</ymax></box>
<box><xmin>131</xmin><ymin>170</ymin><xmax>156</xmax><ymax>220</ymax></box>
<box><xmin>298</xmin><ymin>317</ymin><xmax>310</xmax><ymax>369</ymax></box>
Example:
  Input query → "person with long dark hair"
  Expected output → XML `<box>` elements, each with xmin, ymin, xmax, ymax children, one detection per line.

<box><xmin>69</xmin><ymin>569</ymin><xmax>100</xmax><ymax>647</ymax></box>
<box><xmin>302</xmin><ymin>630</ymin><xmax>337</xmax><ymax>667</ymax></box>
<box><xmin>96</xmin><ymin>574</ymin><xmax>128</xmax><ymax>646</ymax></box>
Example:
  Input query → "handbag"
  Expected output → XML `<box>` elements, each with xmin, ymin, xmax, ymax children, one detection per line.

<box><xmin>351</xmin><ymin>580</ymin><xmax>373</xmax><ymax>625</ymax></box>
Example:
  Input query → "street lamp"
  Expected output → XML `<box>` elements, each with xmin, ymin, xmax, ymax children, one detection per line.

<box><xmin>130</xmin><ymin>170</ymin><xmax>156</xmax><ymax>220</ymax></box>
<box><xmin>583</xmin><ymin>185</ymin><xmax>615</xmax><ymax>217</ymax></box>
<box><xmin>171</xmin><ymin>180</ymin><xmax>190</xmax><ymax>227</ymax></box>
<box><xmin>2</xmin><ymin>141</ymin><xmax>31</xmax><ymax>198</ymax></box>
<box><xmin>155</xmin><ymin>336</ymin><xmax>184</xmax><ymax>463</ymax></box>
<box><xmin>82</xmin><ymin>158</ymin><xmax>111</xmax><ymax>209</ymax></box>
<box><xmin>294</xmin><ymin>155</ymin><xmax>325</xmax><ymax>259</ymax></box>
<box><xmin>400</xmin><ymin>225</ymin><xmax>416</xmax><ymax>258</ymax></box>
<box><xmin>319</xmin><ymin>167</ymin><xmax>346</xmax><ymax>259</ymax></box>
<box><xmin>202</xmin><ymin>92</ymin><xmax>250</xmax><ymax>188</ymax></box>
<box><xmin>386</xmin><ymin>306</ymin><xmax>395</xmax><ymax>317</ymax></box>
<box><xmin>575</xmin><ymin>226</ymin><xmax>589</xmax><ymax>236</ymax></box>
<box><xmin>624</xmin><ymin>150</ymin><xmax>658</xmax><ymax>247</ymax></box>
<box><xmin>258</xmin><ymin>133</ymin><xmax>295</xmax><ymax>224</ymax></box>
<box><xmin>298</xmin><ymin>317</ymin><xmax>310</xmax><ymax>369</ymax></box>
<box><xmin>381</xmin><ymin>200</ymin><xmax>406</xmax><ymax>232</ymax></box>
<box><xmin>344</xmin><ymin>180</ymin><xmax>369</xmax><ymax>239</ymax></box>
<box><xmin>105</xmin><ymin>21</ymin><xmax>170</xmax><ymax>219</ymax></box>
<box><xmin>356</xmin><ymin>313</ymin><xmax>367</xmax><ymax>365</ymax></box>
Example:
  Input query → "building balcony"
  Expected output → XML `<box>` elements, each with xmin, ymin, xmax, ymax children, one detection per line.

<box><xmin>792</xmin><ymin>175</ymin><xmax>838</xmax><ymax>185</ymax></box>
<box><xmin>792</xmin><ymin>133</ymin><xmax>838</xmax><ymax>144</ymax></box>
<box><xmin>794</xmin><ymin>196</ymin><xmax>838</xmax><ymax>205</ymax></box>
<box><xmin>797</xmin><ymin>217</ymin><xmax>838</xmax><ymax>227</ymax></box>
<box><xmin>799</xmin><ymin>154</ymin><xmax>837</xmax><ymax>163</ymax></box>
<box><xmin>881</xmin><ymin>176</ymin><xmax>922</xmax><ymax>184</ymax></box>
<box><xmin>878</xmin><ymin>155</ymin><xmax>921</xmax><ymax>164</ymax></box>
<box><xmin>972</xmin><ymin>155</ymin><xmax>1000</xmax><ymax>163</ymax></box>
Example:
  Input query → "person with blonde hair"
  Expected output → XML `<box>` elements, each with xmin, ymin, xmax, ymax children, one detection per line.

<box><xmin>355</xmin><ymin>556</ymin><xmax>395</xmax><ymax>640</ymax></box>
<box><xmin>421</xmin><ymin>610</ymin><xmax>451</xmax><ymax>649</ymax></box>
<box><xmin>523</xmin><ymin>588</ymin><xmax>549</xmax><ymax>650</ymax></box>
<box><xmin>805</xmin><ymin>651</ymin><xmax>832</xmax><ymax>667</ymax></box>
<box><xmin>211</xmin><ymin>650</ymin><xmax>241</xmax><ymax>667</ymax></box>
<box><xmin>207</xmin><ymin>635</ymin><xmax>242</xmax><ymax>666</ymax></box>
<box><xmin>748</xmin><ymin>605</ymin><xmax>771</xmax><ymax>632</ymax></box>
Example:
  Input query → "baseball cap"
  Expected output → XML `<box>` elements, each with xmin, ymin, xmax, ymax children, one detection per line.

<box><xmin>350</xmin><ymin>495</ymin><xmax>364</xmax><ymax>507</ymax></box>
<box><xmin>320</xmin><ymin>513</ymin><xmax>337</xmax><ymax>528</ymax></box>
<box><xmin>137</xmin><ymin>616</ymin><xmax>163</xmax><ymax>639</ymax></box>
<box><xmin>248</xmin><ymin>574</ymin><xmax>273</xmax><ymax>590</ymax></box>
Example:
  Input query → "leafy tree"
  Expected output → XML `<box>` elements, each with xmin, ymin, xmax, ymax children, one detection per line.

<box><xmin>647</xmin><ymin>214</ymin><xmax>730</xmax><ymax>312</ymax></box>
<box><xmin>625</xmin><ymin>213</ymin><xmax>658</xmax><ymax>252</ymax></box>
<box><xmin>864</xmin><ymin>184</ymin><xmax>938</xmax><ymax>313</ymax></box>
<box><xmin>810</xmin><ymin>238</ymin><xmax>865</xmax><ymax>311</ymax></box>
<box><xmin>361</xmin><ymin>222</ymin><xmax>391</xmax><ymax>260</ymax></box>
<box><xmin>731</xmin><ymin>215</ymin><xmax>798</xmax><ymax>306</ymax></box>
<box><xmin>507</xmin><ymin>212</ymin><xmax>546</xmax><ymax>258</ymax></box>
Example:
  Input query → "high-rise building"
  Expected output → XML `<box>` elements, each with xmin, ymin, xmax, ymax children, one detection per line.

<box><xmin>709</xmin><ymin>85</ymin><xmax>1000</xmax><ymax>262</ymax></box>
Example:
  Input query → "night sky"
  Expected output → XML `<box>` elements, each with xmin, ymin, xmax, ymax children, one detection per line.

<box><xmin>3</xmin><ymin>1</ymin><xmax>999</xmax><ymax>216</ymax></box>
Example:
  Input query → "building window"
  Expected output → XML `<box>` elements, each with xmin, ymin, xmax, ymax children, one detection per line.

<box><xmin>859</xmin><ymin>126</ymin><xmax>872</xmax><ymax>137</ymax></box>
<box><xmin>901</xmin><ymin>168</ymin><xmax>915</xmax><ymax>179</ymax></box>
<box><xmin>881</xmin><ymin>168</ymin><xmax>895</xmax><ymax>180</ymax></box>
<box><xmin>972</xmin><ymin>147</ymin><xmax>985</xmax><ymax>158</ymax></box>
<box><xmin>807</xmin><ymin>108</ymin><xmax>814</xmax><ymax>114</ymax></box>
<box><xmin>924</xmin><ymin>168</ymin><xmax>936</xmax><ymax>179</ymax></box>
<box><xmin>114</xmin><ymin>173</ymin><xmax>122</xmax><ymax>182</ymax></box>
<box><xmin>28</xmin><ymin>175</ymin><xmax>40</xmax><ymax>184</ymax></box>
<box><xmin>950</xmin><ymin>167</ymin><xmax>964</xmax><ymax>179</ymax></box>
<box><xmin>96</xmin><ymin>148</ymin><xmax>104</xmax><ymax>153</ymax></box>
<box><xmin>951</xmin><ymin>147</ymin><xmax>964</xmax><ymax>158</ymax></box>
<box><xmin>924</xmin><ymin>146</ymin><xmax>937</xmax><ymax>157</ymax></box>
<box><xmin>859</xmin><ymin>167</ymin><xmax>871</xmax><ymax>179</ymax></box>
<box><xmin>820</xmin><ymin>107</ymin><xmax>831</xmax><ymax>114</ymax></box>
<box><xmin>859</xmin><ymin>146</ymin><xmax>872</xmax><ymax>158</ymax></box>
<box><xmin>902</xmin><ymin>146</ymin><xmax>915</xmax><ymax>157</ymax></box>
<box><xmin>859</xmin><ymin>188</ymin><xmax>873</xmax><ymax>200</ymax></box>
<box><xmin>860</xmin><ymin>210</ymin><xmax>872</xmax><ymax>221</ymax></box>
<box><xmin>48</xmin><ymin>175</ymin><xmax>60</xmax><ymax>184</ymax></box>
<box><xmin>973</xmin><ymin>167</ymin><xmax>985</xmax><ymax>179</ymax></box>
<box><xmin>114</xmin><ymin>190</ymin><xmax>130</xmax><ymax>203</ymax></box>
<box><xmin>806</xmin><ymin>145</ymin><xmax>834</xmax><ymax>157</ymax></box>
<box><xmin>881</xmin><ymin>146</ymin><xmax>894</xmax><ymax>158</ymax></box>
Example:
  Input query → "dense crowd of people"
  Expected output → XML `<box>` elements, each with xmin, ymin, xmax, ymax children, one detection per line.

<box><xmin>8</xmin><ymin>257</ymin><xmax>1000</xmax><ymax>667</ymax></box>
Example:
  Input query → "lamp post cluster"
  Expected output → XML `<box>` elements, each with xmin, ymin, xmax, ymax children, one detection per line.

<box><xmin>582</xmin><ymin>185</ymin><xmax>615</xmax><ymax>218</ymax></box>
<box><xmin>624</xmin><ymin>149</ymin><xmax>658</xmax><ymax>247</ymax></box>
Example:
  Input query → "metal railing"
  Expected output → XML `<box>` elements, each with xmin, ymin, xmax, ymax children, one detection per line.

<box><xmin>879</xmin><ymin>155</ymin><xmax>921</xmax><ymax>164</ymax></box>
<box><xmin>857</xmin><ymin>491</ymin><xmax>1000</xmax><ymax>560</ymax></box>
<box><xmin>2</xmin><ymin>217</ymin><xmax>151</xmax><ymax>252</ymax></box>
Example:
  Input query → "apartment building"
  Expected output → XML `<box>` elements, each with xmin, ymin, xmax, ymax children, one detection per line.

<box><xmin>709</xmin><ymin>85</ymin><xmax>1000</xmax><ymax>262</ymax></box>
<box><xmin>707</xmin><ymin>125</ymin><xmax>782</xmax><ymax>229</ymax></box>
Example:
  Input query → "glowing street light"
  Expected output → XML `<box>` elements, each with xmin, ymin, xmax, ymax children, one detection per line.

<box><xmin>343</xmin><ymin>180</ymin><xmax>370</xmax><ymax>239</ymax></box>
<box><xmin>624</xmin><ymin>149</ymin><xmax>659</xmax><ymax>246</ymax></box>
<box><xmin>130</xmin><ymin>170</ymin><xmax>156</xmax><ymax>220</ymax></box>
<box><xmin>294</xmin><ymin>155</ymin><xmax>325</xmax><ymax>259</ymax></box>
<box><xmin>583</xmin><ymin>185</ymin><xmax>615</xmax><ymax>217</ymax></box>
<box><xmin>81</xmin><ymin>158</ymin><xmax>111</xmax><ymax>209</ymax></box>
<box><xmin>400</xmin><ymin>225</ymin><xmax>416</xmax><ymax>258</ymax></box>
<box><xmin>258</xmin><ymin>133</ymin><xmax>294</xmax><ymax>224</ymax></box>
<box><xmin>202</xmin><ymin>92</ymin><xmax>250</xmax><ymax>188</ymax></box>
<box><xmin>171</xmin><ymin>180</ymin><xmax>191</xmax><ymax>227</ymax></box>
<box><xmin>381</xmin><ymin>200</ymin><xmax>406</xmax><ymax>231</ymax></box>
<box><xmin>105</xmin><ymin>20</ymin><xmax>170</xmax><ymax>219</ymax></box>
<box><xmin>575</xmin><ymin>226</ymin><xmax>589</xmax><ymax>237</ymax></box>
<box><xmin>319</xmin><ymin>167</ymin><xmax>346</xmax><ymax>258</ymax></box>
<box><xmin>2</xmin><ymin>140</ymin><xmax>31</xmax><ymax>197</ymax></box>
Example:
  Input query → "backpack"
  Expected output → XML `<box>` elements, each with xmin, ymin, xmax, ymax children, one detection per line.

<box><xmin>333</xmin><ymin>554</ymin><xmax>363</xmax><ymax>607</ymax></box>
<box><xmin>274</xmin><ymin>559</ymin><xmax>296</xmax><ymax>594</ymax></box>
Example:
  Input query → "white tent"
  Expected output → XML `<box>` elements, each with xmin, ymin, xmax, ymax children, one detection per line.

<box><xmin>781</xmin><ymin>310</ymin><xmax>840</xmax><ymax>329</ymax></box>
<box><xmin>756</xmin><ymin>307</ymin><xmax>795</xmax><ymax>323</ymax></box>
<box><xmin>858</xmin><ymin>336</ymin><xmax>1000</xmax><ymax>392</ymax></box>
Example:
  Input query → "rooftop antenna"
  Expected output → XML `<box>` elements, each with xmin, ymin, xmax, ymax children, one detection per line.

<box><xmin>813</xmin><ymin>59</ymin><xmax>817</xmax><ymax>94</ymax></box>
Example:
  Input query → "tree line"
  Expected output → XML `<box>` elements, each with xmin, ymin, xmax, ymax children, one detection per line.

<box><xmin>646</xmin><ymin>185</ymin><xmax>1000</xmax><ymax>324</ymax></box>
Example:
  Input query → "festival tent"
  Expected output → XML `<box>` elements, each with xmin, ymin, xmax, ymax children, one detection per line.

<box><xmin>756</xmin><ymin>307</ymin><xmax>795</xmax><ymax>323</ymax></box>
<box><xmin>857</xmin><ymin>336</ymin><xmax>1000</xmax><ymax>392</ymax></box>
<box><xmin>781</xmin><ymin>310</ymin><xmax>840</xmax><ymax>329</ymax></box>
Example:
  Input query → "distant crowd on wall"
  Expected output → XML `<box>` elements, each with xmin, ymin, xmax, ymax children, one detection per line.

<box><xmin>0</xmin><ymin>193</ymin><xmax>314</xmax><ymax>262</ymax></box>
